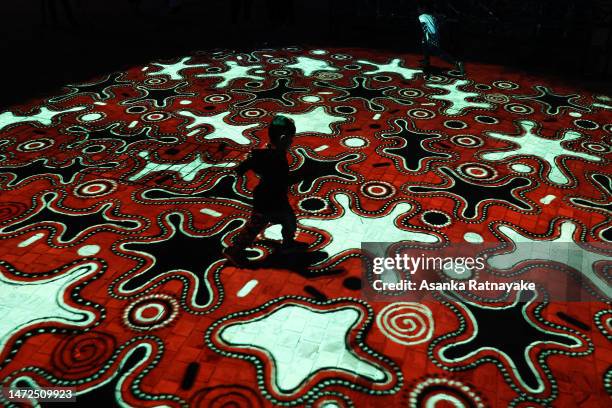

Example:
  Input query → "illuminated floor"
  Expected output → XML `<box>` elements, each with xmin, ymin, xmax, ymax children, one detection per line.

<box><xmin>0</xmin><ymin>47</ymin><xmax>610</xmax><ymax>407</ymax></box>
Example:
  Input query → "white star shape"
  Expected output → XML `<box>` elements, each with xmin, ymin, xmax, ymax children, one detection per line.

<box><xmin>0</xmin><ymin>106</ymin><xmax>85</xmax><ymax>131</ymax></box>
<box><xmin>177</xmin><ymin>110</ymin><xmax>259</xmax><ymax>145</ymax></box>
<box><xmin>286</xmin><ymin>56</ymin><xmax>339</xmax><ymax>77</ymax></box>
<box><xmin>196</xmin><ymin>61</ymin><xmax>264</xmax><ymax>88</ymax></box>
<box><xmin>128</xmin><ymin>151</ymin><xmax>236</xmax><ymax>182</ymax></box>
<box><xmin>426</xmin><ymin>79</ymin><xmax>493</xmax><ymax>115</ymax></box>
<box><xmin>488</xmin><ymin>221</ymin><xmax>611</xmax><ymax>297</ymax></box>
<box><xmin>278</xmin><ymin>106</ymin><xmax>347</xmax><ymax>135</ymax></box>
<box><xmin>298</xmin><ymin>193</ymin><xmax>439</xmax><ymax>260</ymax></box>
<box><xmin>219</xmin><ymin>304</ymin><xmax>387</xmax><ymax>392</ymax></box>
<box><xmin>482</xmin><ymin>120</ymin><xmax>602</xmax><ymax>184</ymax></box>
<box><xmin>147</xmin><ymin>56</ymin><xmax>208</xmax><ymax>81</ymax></box>
<box><xmin>357</xmin><ymin>58</ymin><xmax>422</xmax><ymax>80</ymax></box>
<box><xmin>0</xmin><ymin>262</ymin><xmax>98</xmax><ymax>352</ymax></box>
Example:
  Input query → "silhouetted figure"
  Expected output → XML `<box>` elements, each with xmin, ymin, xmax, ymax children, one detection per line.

<box><xmin>230</xmin><ymin>0</ymin><xmax>253</xmax><ymax>23</ymax></box>
<box><xmin>41</xmin><ymin>0</ymin><xmax>79</xmax><ymax>27</ymax></box>
<box><xmin>417</xmin><ymin>5</ymin><xmax>464</xmax><ymax>75</ymax></box>
<box><xmin>224</xmin><ymin>116</ymin><xmax>298</xmax><ymax>266</ymax></box>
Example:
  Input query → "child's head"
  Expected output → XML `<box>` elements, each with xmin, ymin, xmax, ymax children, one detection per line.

<box><xmin>268</xmin><ymin>115</ymin><xmax>296</xmax><ymax>150</ymax></box>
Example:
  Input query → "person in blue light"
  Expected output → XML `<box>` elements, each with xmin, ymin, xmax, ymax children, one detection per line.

<box><xmin>417</xmin><ymin>4</ymin><xmax>464</xmax><ymax>75</ymax></box>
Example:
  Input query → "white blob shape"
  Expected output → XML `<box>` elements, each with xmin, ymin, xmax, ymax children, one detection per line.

<box><xmin>344</xmin><ymin>137</ymin><xmax>367</xmax><ymax>148</ymax></box>
<box><xmin>488</xmin><ymin>221</ymin><xmax>612</xmax><ymax>297</ymax></box>
<box><xmin>0</xmin><ymin>106</ymin><xmax>85</xmax><ymax>131</ymax></box>
<box><xmin>129</xmin><ymin>151</ymin><xmax>236</xmax><ymax>182</ymax></box>
<box><xmin>510</xmin><ymin>163</ymin><xmax>532</xmax><ymax>173</ymax></box>
<box><xmin>197</xmin><ymin>61</ymin><xmax>264</xmax><ymax>88</ymax></box>
<box><xmin>179</xmin><ymin>100</ymin><xmax>192</xmax><ymax>105</ymax></box>
<box><xmin>94</xmin><ymin>102</ymin><xmax>107</xmax><ymax>106</ymax></box>
<box><xmin>299</xmin><ymin>193</ymin><xmax>439</xmax><ymax>260</ymax></box>
<box><xmin>237</xmin><ymin>280</ymin><xmax>259</xmax><ymax>298</ymax></box>
<box><xmin>0</xmin><ymin>263</ymin><xmax>98</xmax><ymax>353</ymax></box>
<box><xmin>219</xmin><ymin>305</ymin><xmax>388</xmax><ymax>392</ymax></box>
<box><xmin>539</xmin><ymin>195</ymin><xmax>556</xmax><ymax>205</ymax></box>
<box><xmin>200</xmin><ymin>208</ymin><xmax>222</xmax><ymax>217</ymax></box>
<box><xmin>128</xmin><ymin>120</ymin><xmax>138</xmax><ymax>128</ymax></box>
<box><xmin>80</xmin><ymin>113</ymin><xmax>103</xmax><ymax>122</ymax></box>
<box><xmin>357</xmin><ymin>58</ymin><xmax>422</xmax><ymax>80</ymax></box>
<box><xmin>463</xmin><ymin>232</ymin><xmax>484</xmax><ymax>243</ymax></box>
<box><xmin>310</xmin><ymin>49</ymin><xmax>328</xmax><ymax>55</ymax></box>
<box><xmin>177</xmin><ymin>111</ymin><xmax>258</xmax><ymax>145</ymax></box>
<box><xmin>427</xmin><ymin>79</ymin><xmax>493</xmax><ymax>115</ymax></box>
<box><xmin>373</xmin><ymin>113</ymin><xmax>381</xmax><ymax>120</ymax></box>
<box><xmin>314</xmin><ymin>145</ymin><xmax>329</xmax><ymax>152</ymax></box>
<box><xmin>18</xmin><ymin>233</ymin><xmax>45</xmax><ymax>248</ymax></box>
<box><xmin>279</xmin><ymin>106</ymin><xmax>347</xmax><ymax>135</ymax></box>
<box><xmin>286</xmin><ymin>56</ymin><xmax>339</xmax><ymax>77</ymax></box>
<box><xmin>569</xmin><ymin>111</ymin><xmax>582</xmax><ymax>118</ymax></box>
<box><xmin>78</xmin><ymin>245</ymin><xmax>101</xmax><ymax>256</ymax></box>
<box><xmin>483</xmin><ymin>121</ymin><xmax>601</xmax><ymax>185</ymax></box>
<box><xmin>302</xmin><ymin>95</ymin><xmax>322</xmax><ymax>103</ymax></box>
<box><xmin>263</xmin><ymin>224</ymin><xmax>283</xmax><ymax>240</ymax></box>
<box><xmin>148</xmin><ymin>56</ymin><xmax>208</xmax><ymax>81</ymax></box>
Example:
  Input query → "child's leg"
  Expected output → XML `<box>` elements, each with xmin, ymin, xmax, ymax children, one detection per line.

<box><xmin>232</xmin><ymin>213</ymin><xmax>269</xmax><ymax>250</ymax></box>
<box><xmin>279</xmin><ymin>210</ymin><xmax>297</xmax><ymax>246</ymax></box>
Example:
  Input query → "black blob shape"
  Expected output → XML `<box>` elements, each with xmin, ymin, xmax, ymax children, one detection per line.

<box><xmin>301</xmin><ymin>197</ymin><xmax>326</xmax><ymax>212</ymax></box>
<box><xmin>50</xmin><ymin>72</ymin><xmax>131</xmax><ymax>102</ymax></box>
<box><xmin>122</xmin><ymin>215</ymin><xmax>242</xmax><ymax>305</ymax></box>
<box><xmin>408</xmin><ymin>167</ymin><xmax>532</xmax><ymax>219</ymax></box>
<box><xmin>343</xmin><ymin>277</ymin><xmax>362</xmax><ymax>290</ymax></box>
<box><xmin>445</xmin><ymin>120</ymin><xmax>466</xmax><ymax>129</ymax></box>
<box><xmin>165</xmin><ymin>148</ymin><xmax>180</xmax><ymax>155</ymax></box>
<box><xmin>2</xmin><ymin>194</ymin><xmax>139</xmax><ymax>242</ymax></box>
<box><xmin>476</xmin><ymin>116</ymin><xmax>497</xmax><ymax>124</ymax></box>
<box><xmin>369</xmin><ymin>124</ymin><xmax>381</xmax><ymax>129</ymax></box>
<box><xmin>602</xmin><ymin>227</ymin><xmax>612</xmax><ymax>241</ymax></box>
<box><xmin>181</xmin><ymin>362</ymin><xmax>200</xmax><ymax>390</ymax></box>
<box><xmin>289</xmin><ymin>149</ymin><xmax>360</xmax><ymax>194</ymax></box>
<box><xmin>575</xmin><ymin>120</ymin><xmax>598</xmax><ymax>129</ymax></box>
<box><xmin>382</xmin><ymin>119</ymin><xmax>450</xmax><ymax>172</ymax></box>
<box><xmin>318</xmin><ymin>76</ymin><xmax>395</xmax><ymax>111</ymax></box>
<box><xmin>124</xmin><ymin>82</ymin><xmax>194</xmax><ymax>108</ymax></box>
<box><xmin>0</xmin><ymin>157</ymin><xmax>117</xmax><ymax>186</ymax></box>
<box><xmin>443</xmin><ymin>294</ymin><xmax>576</xmax><ymax>391</ymax></box>
<box><xmin>141</xmin><ymin>175</ymin><xmax>252</xmax><ymax>205</ymax></box>
<box><xmin>233</xmin><ymin>77</ymin><xmax>308</xmax><ymax>108</ymax></box>
<box><xmin>516</xmin><ymin>85</ymin><xmax>588</xmax><ymax>115</ymax></box>
<box><xmin>372</xmin><ymin>162</ymin><xmax>391</xmax><ymax>168</ymax></box>
<box><xmin>423</xmin><ymin>211</ymin><xmax>450</xmax><ymax>226</ymax></box>
<box><xmin>335</xmin><ymin>106</ymin><xmax>356</xmax><ymax>114</ymax></box>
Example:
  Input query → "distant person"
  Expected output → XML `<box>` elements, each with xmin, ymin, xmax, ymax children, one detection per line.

<box><xmin>224</xmin><ymin>115</ymin><xmax>298</xmax><ymax>266</ymax></box>
<box><xmin>231</xmin><ymin>0</ymin><xmax>253</xmax><ymax>23</ymax></box>
<box><xmin>417</xmin><ymin>5</ymin><xmax>464</xmax><ymax>75</ymax></box>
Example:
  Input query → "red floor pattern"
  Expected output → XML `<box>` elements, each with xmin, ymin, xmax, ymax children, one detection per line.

<box><xmin>0</xmin><ymin>47</ymin><xmax>610</xmax><ymax>407</ymax></box>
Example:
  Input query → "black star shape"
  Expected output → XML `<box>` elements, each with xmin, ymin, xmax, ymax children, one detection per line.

<box><xmin>0</xmin><ymin>157</ymin><xmax>118</xmax><ymax>186</ymax></box>
<box><xmin>120</xmin><ymin>214</ymin><xmax>242</xmax><ymax>306</ymax></box>
<box><xmin>380</xmin><ymin>119</ymin><xmax>451</xmax><ymax>172</ymax></box>
<box><xmin>124</xmin><ymin>82</ymin><xmax>194</xmax><ymax>108</ymax></box>
<box><xmin>289</xmin><ymin>148</ymin><xmax>361</xmax><ymax>193</ymax></box>
<box><xmin>49</xmin><ymin>72</ymin><xmax>131</xmax><ymax>102</ymax></box>
<box><xmin>515</xmin><ymin>85</ymin><xmax>588</xmax><ymax>115</ymax></box>
<box><xmin>440</xmin><ymin>291</ymin><xmax>580</xmax><ymax>391</ymax></box>
<box><xmin>316</xmin><ymin>76</ymin><xmax>396</xmax><ymax>111</ymax></box>
<box><xmin>407</xmin><ymin>167</ymin><xmax>532</xmax><ymax>219</ymax></box>
<box><xmin>1</xmin><ymin>193</ymin><xmax>140</xmax><ymax>242</ymax></box>
<box><xmin>232</xmin><ymin>78</ymin><xmax>308</xmax><ymax>107</ymax></box>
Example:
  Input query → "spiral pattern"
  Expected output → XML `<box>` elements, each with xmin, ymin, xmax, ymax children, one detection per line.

<box><xmin>51</xmin><ymin>331</ymin><xmax>116</xmax><ymax>377</ymax></box>
<box><xmin>376</xmin><ymin>303</ymin><xmax>434</xmax><ymax>346</ymax></box>
<box><xmin>0</xmin><ymin>202</ymin><xmax>29</xmax><ymax>224</ymax></box>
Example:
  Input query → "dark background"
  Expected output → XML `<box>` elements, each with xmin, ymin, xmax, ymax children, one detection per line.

<box><xmin>1</xmin><ymin>0</ymin><xmax>611</xmax><ymax>109</ymax></box>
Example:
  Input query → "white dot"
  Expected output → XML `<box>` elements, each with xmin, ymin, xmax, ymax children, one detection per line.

<box><xmin>78</xmin><ymin>245</ymin><xmax>101</xmax><ymax>256</ymax></box>
<box><xmin>540</xmin><ymin>195</ymin><xmax>556</xmax><ymax>205</ymax></box>
<box><xmin>344</xmin><ymin>137</ymin><xmax>367</xmax><ymax>148</ymax></box>
<box><xmin>311</xmin><ymin>49</ymin><xmax>328</xmax><ymax>55</ymax></box>
<box><xmin>81</xmin><ymin>113</ymin><xmax>103</xmax><ymax>122</ymax></box>
<box><xmin>510</xmin><ymin>163</ymin><xmax>532</xmax><ymax>173</ymax></box>
<box><xmin>179</xmin><ymin>100</ymin><xmax>192</xmax><ymax>105</ymax></box>
<box><xmin>302</xmin><ymin>95</ymin><xmax>321</xmax><ymax>103</ymax></box>
<box><xmin>464</xmin><ymin>232</ymin><xmax>484</xmax><ymax>243</ymax></box>
<box><xmin>569</xmin><ymin>112</ymin><xmax>582</xmax><ymax>118</ymax></box>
